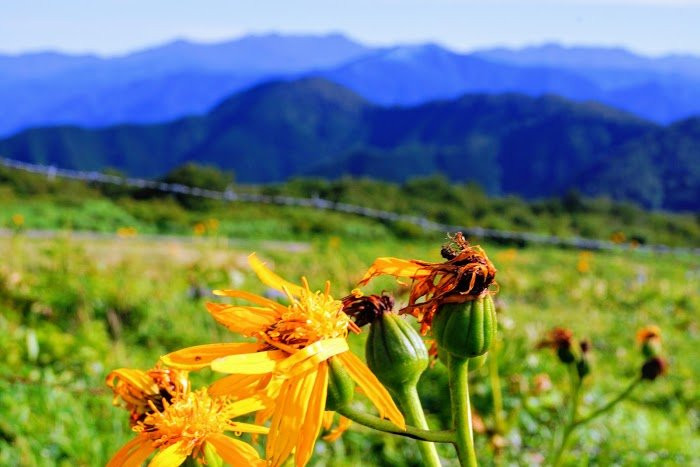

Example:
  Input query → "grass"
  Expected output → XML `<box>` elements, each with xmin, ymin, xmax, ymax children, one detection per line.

<box><xmin>1</xmin><ymin>229</ymin><xmax>697</xmax><ymax>466</ymax></box>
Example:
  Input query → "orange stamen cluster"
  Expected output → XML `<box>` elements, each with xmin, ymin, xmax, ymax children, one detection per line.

<box><xmin>260</xmin><ymin>280</ymin><xmax>351</xmax><ymax>351</ymax></box>
<box><xmin>136</xmin><ymin>389</ymin><xmax>238</xmax><ymax>456</ymax></box>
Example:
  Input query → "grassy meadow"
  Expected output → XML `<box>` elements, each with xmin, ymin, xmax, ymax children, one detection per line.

<box><xmin>1</xmin><ymin>226</ymin><xmax>697</xmax><ymax>466</ymax></box>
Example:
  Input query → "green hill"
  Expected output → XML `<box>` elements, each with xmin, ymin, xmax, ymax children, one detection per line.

<box><xmin>1</xmin><ymin>78</ymin><xmax>697</xmax><ymax>210</ymax></box>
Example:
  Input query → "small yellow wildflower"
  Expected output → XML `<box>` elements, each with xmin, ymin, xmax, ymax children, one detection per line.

<box><xmin>107</xmin><ymin>389</ymin><xmax>267</xmax><ymax>467</ymax></box>
<box><xmin>11</xmin><ymin>213</ymin><xmax>24</xmax><ymax>227</ymax></box>
<box><xmin>193</xmin><ymin>223</ymin><xmax>206</xmax><ymax>236</ymax></box>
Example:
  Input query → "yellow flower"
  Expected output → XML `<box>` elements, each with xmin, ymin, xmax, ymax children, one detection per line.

<box><xmin>193</xmin><ymin>223</ymin><xmax>206</xmax><ymax>236</ymax></box>
<box><xmin>161</xmin><ymin>254</ymin><xmax>405</xmax><ymax>467</ymax></box>
<box><xmin>107</xmin><ymin>389</ymin><xmax>267</xmax><ymax>467</ymax></box>
<box><xmin>107</xmin><ymin>365</ymin><xmax>189</xmax><ymax>426</ymax></box>
<box><xmin>11</xmin><ymin>213</ymin><xmax>24</xmax><ymax>227</ymax></box>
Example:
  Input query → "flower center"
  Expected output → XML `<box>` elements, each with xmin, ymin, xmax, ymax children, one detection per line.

<box><xmin>262</xmin><ymin>287</ymin><xmax>349</xmax><ymax>351</ymax></box>
<box><xmin>136</xmin><ymin>389</ymin><xmax>234</xmax><ymax>451</ymax></box>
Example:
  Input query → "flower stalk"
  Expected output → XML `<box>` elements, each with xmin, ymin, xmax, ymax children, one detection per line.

<box><xmin>392</xmin><ymin>386</ymin><xmax>443</xmax><ymax>467</ymax></box>
<box><xmin>448</xmin><ymin>355</ymin><xmax>478</xmax><ymax>467</ymax></box>
<box><xmin>335</xmin><ymin>404</ymin><xmax>455</xmax><ymax>443</ymax></box>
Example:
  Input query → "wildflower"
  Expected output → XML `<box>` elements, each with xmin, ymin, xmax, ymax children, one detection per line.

<box><xmin>11</xmin><ymin>213</ymin><xmax>24</xmax><ymax>227</ymax></box>
<box><xmin>117</xmin><ymin>226</ymin><xmax>138</xmax><ymax>238</ymax></box>
<box><xmin>359</xmin><ymin>233</ymin><xmax>497</xmax><ymax>334</ymax></box>
<box><xmin>107</xmin><ymin>389</ymin><xmax>267</xmax><ymax>466</ymax></box>
<box><xmin>106</xmin><ymin>365</ymin><xmax>189</xmax><ymax>426</ymax></box>
<box><xmin>161</xmin><ymin>254</ymin><xmax>404</xmax><ymax>467</ymax></box>
<box><xmin>207</xmin><ymin>218</ymin><xmax>220</xmax><ymax>231</ymax></box>
<box><xmin>193</xmin><ymin>223</ymin><xmax>206</xmax><ymax>236</ymax></box>
<box><xmin>577</xmin><ymin>251</ymin><xmax>592</xmax><ymax>273</ymax></box>
<box><xmin>637</xmin><ymin>325</ymin><xmax>662</xmax><ymax>358</ymax></box>
<box><xmin>537</xmin><ymin>327</ymin><xmax>576</xmax><ymax>363</ymax></box>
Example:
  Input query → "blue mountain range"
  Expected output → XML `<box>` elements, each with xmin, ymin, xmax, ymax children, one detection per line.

<box><xmin>2</xmin><ymin>34</ymin><xmax>700</xmax><ymax>136</ymax></box>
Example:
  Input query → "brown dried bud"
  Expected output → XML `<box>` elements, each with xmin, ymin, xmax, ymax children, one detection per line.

<box><xmin>341</xmin><ymin>290</ymin><xmax>395</xmax><ymax>327</ymax></box>
<box><xmin>641</xmin><ymin>357</ymin><xmax>668</xmax><ymax>381</ymax></box>
<box><xmin>538</xmin><ymin>327</ymin><xmax>576</xmax><ymax>363</ymax></box>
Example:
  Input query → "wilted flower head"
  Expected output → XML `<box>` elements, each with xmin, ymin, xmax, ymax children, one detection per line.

<box><xmin>341</xmin><ymin>289</ymin><xmax>395</xmax><ymax>327</ymax></box>
<box><xmin>359</xmin><ymin>233</ymin><xmax>497</xmax><ymax>333</ymax></box>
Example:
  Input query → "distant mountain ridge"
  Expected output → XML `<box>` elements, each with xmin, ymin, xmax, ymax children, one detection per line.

<box><xmin>1</xmin><ymin>78</ymin><xmax>696</xmax><ymax>211</ymax></box>
<box><xmin>2</xmin><ymin>34</ymin><xmax>700</xmax><ymax>135</ymax></box>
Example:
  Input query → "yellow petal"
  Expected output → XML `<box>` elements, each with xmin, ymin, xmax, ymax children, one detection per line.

<box><xmin>148</xmin><ymin>441</ymin><xmax>189</xmax><ymax>467</ymax></box>
<box><xmin>206</xmin><ymin>302</ymin><xmax>279</xmax><ymax>335</ymax></box>
<box><xmin>106</xmin><ymin>368</ymin><xmax>158</xmax><ymax>394</ymax></box>
<box><xmin>213</xmin><ymin>289</ymin><xmax>287</xmax><ymax>312</ymax></box>
<box><xmin>322</xmin><ymin>411</ymin><xmax>334</xmax><ymax>430</ymax></box>
<box><xmin>275</xmin><ymin>338</ymin><xmax>348</xmax><ymax>376</ymax></box>
<box><xmin>225</xmin><ymin>396</ymin><xmax>269</xmax><ymax>418</ymax></box>
<box><xmin>229</xmin><ymin>421</ymin><xmax>270</xmax><ymax>435</ymax></box>
<box><xmin>336</xmin><ymin>352</ymin><xmax>406</xmax><ymax>429</ymax></box>
<box><xmin>206</xmin><ymin>434</ymin><xmax>263</xmax><ymax>467</ymax></box>
<box><xmin>107</xmin><ymin>436</ymin><xmax>154</xmax><ymax>467</ymax></box>
<box><xmin>211</xmin><ymin>350</ymin><xmax>286</xmax><ymax>374</ymax></box>
<box><xmin>267</xmin><ymin>368</ymin><xmax>317</xmax><ymax>467</ymax></box>
<box><xmin>358</xmin><ymin>257</ymin><xmax>430</xmax><ymax>285</ymax></box>
<box><xmin>161</xmin><ymin>343</ymin><xmax>260</xmax><ymax>370</ymax></box>
<box><xmin>296</xmin><ymin>361</ymin><xmax>329</xmax><ymax>467</ymax></box>
<box><xmin>248</xmin><ymin>253</ymin><xmax>304</xmax><ymax>296</ymax></box>
<box><xmin>323</xmin><ymin>416</ymin><xmax>352</xmax><ymax>442</ymax></box>
<box><xmin>208</xmin><ymin>374</ymin><xmax>266</xmax><ymax>397</ymax></box>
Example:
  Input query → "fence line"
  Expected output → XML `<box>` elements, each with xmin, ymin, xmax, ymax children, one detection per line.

<box><xmin>1</xmin><ymin>156</ymin><xmax>697</xmax><ymax>255</ymax></box>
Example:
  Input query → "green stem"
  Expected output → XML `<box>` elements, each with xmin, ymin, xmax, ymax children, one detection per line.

<box><xmin>337</xmin><ymin>405</ymin><xmax>455</xmax><ymax>443</ymax></box>
<box><xmin>488</xmin><ymin>345</ymin><xmax>506</xmax><ymax>435</ymax></box>
<box><xmin>448</xmin><ymin>355</ymin><xmax>478</xmax><ymax>467</ymax></box>
<box><xmin>573</xmin><ymin>377</ymin><xmax>642</xmax><ymax>428</ymax></box>
<box><xmin>550</xmin><ymin>364</ymin><xmax>581</xmax><ymax>467</ymax></box>
<box><xmin>393</xmin><ymin>386</ymin><xmax>442</xmax><ymax>467</ymax></box>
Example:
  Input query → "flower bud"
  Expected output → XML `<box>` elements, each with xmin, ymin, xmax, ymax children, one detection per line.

<box><xmin>432</xmin><ymin>294</ymin><xmax>497</xmax><ymax>359</ymax></box>
<box><xmin>641</xmin><ymin>356</ymin><xmax>668</xmax><ymax>381</ymax></box>
<box><xmin>366</xmin><ymin>311</ymin><xmax>429</xmax><ymax>391</ymax></box>
<box><xmin>538</xmin><ymin>328</ymin><xmax>576</xmax><ymax>364</ymax></box>
<box><xmin>576</xmin><ymin>358</ymin><xmax>591</xmax><ymax>379</ymax></box>
<box><xmin>636</xmin><ymin>325</ymin><xmax>662</xmax><ymax>358</ymax></box>
<box><xmin>325</xmin><ymin>357</ymin><xmax>355</xmax><ymax>411</ymax></box>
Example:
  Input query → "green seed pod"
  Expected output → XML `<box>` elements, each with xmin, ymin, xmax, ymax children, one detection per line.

<box><xmin>325</xmin><ymin>357</ymin><xmax>355</xmax><ymax>411</ymax></box>
<box><xmin>432</xmin><ymin>294</ymin><xmax>497</xmax><ymax>359</ymax></box>
<box><xmin>366</xmin><ymin>312</ymin><xmax>429</xmax><ymax>391</ymax></box>
<box><xmin>576</xmin><ymin>357</ymin><xmax>590</xmax><ymax>378</ymax></box>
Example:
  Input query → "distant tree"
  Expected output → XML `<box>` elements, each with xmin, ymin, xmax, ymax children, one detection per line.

<box><xmin>159</xmin><ymin>163</ymin><xmax>235</xmax><ymax>210</ymax></box>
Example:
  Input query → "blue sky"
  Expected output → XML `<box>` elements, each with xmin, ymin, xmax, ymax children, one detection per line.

<box><xmin>2</xmin><ymin>0</ymin><xmax>700</xmax><ymax>56</ymax></box>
